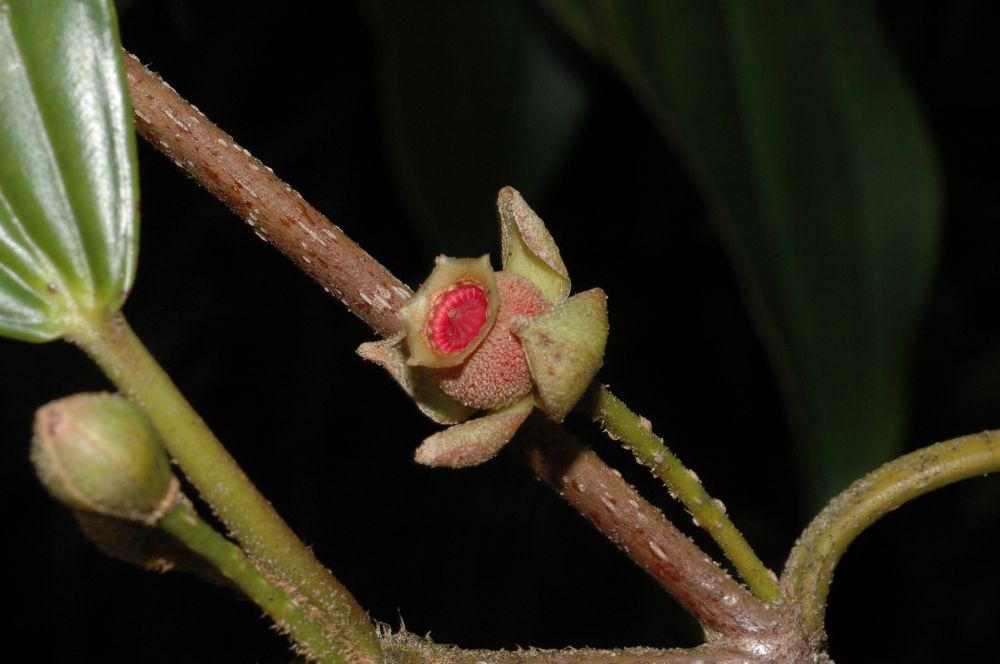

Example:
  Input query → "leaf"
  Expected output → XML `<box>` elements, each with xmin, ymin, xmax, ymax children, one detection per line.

<box><xmin>364</xmin><ymin>0</ymin><xmax>590</xmax><ymax>255</ymax></box>
<box><xmin>541</xmin><ymin>0</ymin><xmax>600</xmax><ymax>57</ymax></box>
<box><xmin>555</xmin><ymin>1</ymin><xmax>942</xmax><ymax>505</ymax></box>
<box><xmin>0</xmin><ymin>0</ymin><xmax>138</xmax><ymax>342</ymax></box>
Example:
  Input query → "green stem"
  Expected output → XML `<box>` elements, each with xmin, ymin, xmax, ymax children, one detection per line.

<box><xmin>578</xmin><ymin>383</ymin><xmax>781</xmax><ymax>603</ymax></box>
<box><xmin>783</xmin><ymin>429</ymin><xmax>1000</xmax><ymax>636</ymax></box>
<box><xmin>70</xmin><ymin>312</ymin><xmax>381</xmax><ymax>664</ymax></box>
<box><xmin>380</xmin><ymin>631</ymin><xmax>745</xmax><ymax>663</ymax></box>
<box><xmin>159</xmin><ymin>497</ymin><xmax>342</xmax><ymax>663</ymax></box>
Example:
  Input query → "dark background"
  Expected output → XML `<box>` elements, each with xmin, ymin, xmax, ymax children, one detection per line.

<box><xmin>1</xmin><ymin>1</ymin><xmax>998</xmax><ymax>662</ymax></box>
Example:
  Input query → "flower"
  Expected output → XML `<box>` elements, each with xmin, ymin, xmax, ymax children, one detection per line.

<box><xmin>358</xmin><ymin>187</ymin><xmax>608</xmax><ymax>467</ymax></box>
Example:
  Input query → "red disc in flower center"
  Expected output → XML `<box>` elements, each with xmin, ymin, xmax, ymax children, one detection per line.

<box><xmin>427</xmin><ymin>282</ymin><xmax>489</xmax><ymax>353</ymax></box>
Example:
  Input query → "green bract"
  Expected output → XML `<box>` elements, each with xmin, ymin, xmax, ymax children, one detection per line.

<box><xmin>414</xmin><ymin>397</ymin><xmax>535</xmax><ymax>468</ymax></box>
<box><xmin>0</xmin><ymin>0</ymin><xmax>138</xmax><ymax>342</ymax></box>
<box><xmin>498</xmin><ymin>186</ymin><xmax>570</xmax><ymax>304</ymax></box>
<box><xmin>512</xmin><ymin>288</ymin><xmax>608</xmax><ymax>422</ymax></box>
<box><xmin>499</xmin><ymin>187</ymin><xmax>607</xmax><ymax>424</ymax></box>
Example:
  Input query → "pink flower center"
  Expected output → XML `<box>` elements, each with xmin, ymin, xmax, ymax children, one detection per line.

<box><xmin>427</xmin><ymin>282</ymin><xmax>489</xmax><ymax>353</ymax></box>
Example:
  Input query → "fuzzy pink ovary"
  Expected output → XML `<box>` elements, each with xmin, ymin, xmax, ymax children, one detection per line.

<box><xmin>435</xmin><ymin>272</ymin><xmax>550</xmax><ymax>410</ymax></box>
<box><xmin>428</xmin><ymin>283</ymin><xmax>489</xmax><ymax>353</ymax></box>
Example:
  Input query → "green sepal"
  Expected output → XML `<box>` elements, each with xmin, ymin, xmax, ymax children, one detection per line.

<box><xmin>357</xmin><ymin>333</ymin><xmax>475</xmax><ymax>425</ymax></box>
<box><xmin>414</xmin><ymin>396</ymin><xmax>534</xmax><ymax>468</ymax></box>
<box><xmin>512</xmin><ymin>288</ymin><xmax>608</xmax><ymax>421</ymax></box>
<box><xmin>0</xmin><ymin>0</ymin><xmax>139</xmax><ymax>341</ymax></box>
<box><xmin>498</xmin><ymin>187</ymin><xmax>570</xmax><ymax>304</ymax></box>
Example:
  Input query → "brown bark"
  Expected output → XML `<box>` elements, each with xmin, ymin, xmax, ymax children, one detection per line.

<box><xmin>513</xmin><ymin>414</ymin><xmax>780</xmax><ymax>639</ymax></box>
<box><xmin>122</xmin><ymin>51</ymin><xmax>411</xmax><ymax>339</ymax></box>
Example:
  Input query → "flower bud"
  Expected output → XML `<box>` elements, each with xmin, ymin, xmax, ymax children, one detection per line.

<box><xmin>31</xmin><ymin>393</ymin><xmax>178</xmax><ymax>525</ymax></box>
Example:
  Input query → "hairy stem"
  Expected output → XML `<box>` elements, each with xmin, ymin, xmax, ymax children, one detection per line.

<box><xmin>381</xmin><ymin>630</ymin><xmax>755</xmax><ymax>664</ymax></box>
<box><xmin>70</xmin><ymin>312</ymin><xmax>381</xmax><ymax>664</ymax></box>
<box><xmin>578</xmin><ymin>384</ymin><xmax>781</xmax><ymax>604</ymax></box>
<box><xmin>512</xmin><ymin>414</ymin><xmax>779</xmax><ymax>638</ymax></box>
<box><xmin>783</xmin><ymin>429</ymin><xmax>1000</xmax><ymax>636</ymax></box>
<box><xmin>122</xmin><ymin>50</ymin><xmax>411</xmax><ymax>338</ymax></box>
<box><xmin>160</xmin><ymin>497</ymin><xmax>344</xmax><ymax>663</ymax></box>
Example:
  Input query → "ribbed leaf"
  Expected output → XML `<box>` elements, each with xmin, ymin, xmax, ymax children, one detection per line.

<box><xmin>550</xmin><ymin>0</ymin><xmax>942</xmax><ymax>505</ymax></box>
<box><xmin>0</xmin><ymin>0</ymin><xmax>138</xmax><ymax>342</ymax></box>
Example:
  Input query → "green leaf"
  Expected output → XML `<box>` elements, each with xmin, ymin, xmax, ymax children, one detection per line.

<box><xmin>364</xmin><ymin>0</ymin><xmax>590</xmax><ymax>255</ymax></box>
<box><xmin>0</xmin><ymin>0</ymin><xmax>138</xmax><ymax>342</ymax></box>
<box><xmin>542</xmin><ymin>0</ymin><xmax>601</xmax><ymax>57</ymax></box>
<box><xmin>559</xmin><ymin>1</ymin><xmax>942</xmax><ymax>505</ymax></box>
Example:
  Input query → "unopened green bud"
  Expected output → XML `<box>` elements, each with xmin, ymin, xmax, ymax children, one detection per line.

<box><xmin>31</xmin><ymin>393</ymin><xmax>178</xmax><ymax>524</ymax></box>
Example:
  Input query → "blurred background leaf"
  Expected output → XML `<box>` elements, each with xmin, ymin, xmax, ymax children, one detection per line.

<box><xmin>546</xmin><ymin>0</ymin><xmax>943</xmax><ymax>507</ymax></box>
<box><xmin>0</xmin><ymin>0</ymin><xmax>138</xmax><ymax>342</ymax></box>
<box><xmin>363</xmin><ymin>0</ymin><xmax>590</xmax><ymax>256</ymax></box>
